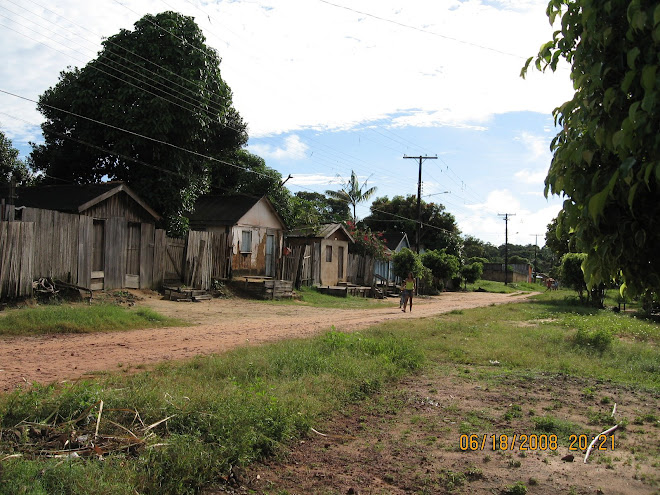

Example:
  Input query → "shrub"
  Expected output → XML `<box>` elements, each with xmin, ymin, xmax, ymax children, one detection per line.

<box><xmin>392</xmin><ymin>248</ymin><xmax>424</xmax><ymax>279</ymax></box>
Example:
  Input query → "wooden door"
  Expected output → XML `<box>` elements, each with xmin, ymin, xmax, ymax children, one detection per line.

<box><xmin>338</xmin><ymin>246</ymin><xmax>344</xmax><ymax>280</ymax></box>
<box><xmin>265</xmin><ymin>234</ymin><xmax>275</xmax><ymax>277</ymax></box>
<box><xmin>125</xmin><ymin>222</ymin><xmax>140</xmax><ymax>288</ymax></box>
<box><xmin>91</xmin><ymin>220</ymin><xmax>105</xmax><ymax>290</ymax></box>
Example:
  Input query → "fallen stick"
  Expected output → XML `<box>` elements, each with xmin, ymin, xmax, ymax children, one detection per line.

<box><xmin>611</xmin><ymin>403</ymin><xmax>617</xmax><ymax>417</ymax></box>
<box><xmin>310</xmin><ymin>427</ymin><xmax>328</xmax><ymax>437</ymax></box>
<box><xmin>95</xmin><ymin>400</ymin><xmax>104</xmax><ymax>439</ymax></box>
<box><xmin>584</xmin><ymin>424</ymin><xmax>619</xmax><ymax>463</ymax></box>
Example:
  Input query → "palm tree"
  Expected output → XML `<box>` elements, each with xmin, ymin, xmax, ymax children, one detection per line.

<box><xmin>326</xmin><ymin>170</ymin><xmax>377</xmax><ymax>222</ymax></box>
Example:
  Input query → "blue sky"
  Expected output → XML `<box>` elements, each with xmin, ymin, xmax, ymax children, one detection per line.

<box><xmin>0</xmin><ymin>0</ymin><xmax>575</xmax><ymax>246</ymax></box>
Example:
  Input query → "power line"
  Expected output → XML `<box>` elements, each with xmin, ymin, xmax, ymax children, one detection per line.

<box><xmin>498</xmin><ymin>213</ymin><xmax>516</xmax><ymax>285</ymax></box>
<box><xmin>316</xmin><ymin>0</ymin><xmax>530</xmax><ymax>60</ymax></box>
<box><xmin>0</xmin><ymin>2</ymin><xmax>236</xmax><ymax>124</ymax></box>
<box><xmin>403</xmin><ymin>154</ymin><xmax>437</xmax><ymax>252</ymax></box>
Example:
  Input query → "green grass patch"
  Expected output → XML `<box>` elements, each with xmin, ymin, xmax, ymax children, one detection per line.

<box><xmin>268</xmin><ymin>285</ymin><xmax>396</xmax><ymax>309</ymax></box>
<box><xmin>465</xmin><ymin>279</ymin><xmax>539</xmax><ymax>293</ymax></box>
<box><xmin>0</xmin><ymin>305</ymin><xmax>185</xmax><ymax>336</ymax></box>
<box><xmin>412</xmin><ymin>299</ymin><xmax>659</xmax><ymax>389</ymax></box>
<box><xmin>0</xmin><ymin>329</ymin><xmax>424</xmax><ymax>494</ymax></box>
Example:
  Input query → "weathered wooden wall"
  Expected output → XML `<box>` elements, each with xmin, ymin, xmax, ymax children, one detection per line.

<box><xmin>82</xmin><ymin>193</ymin><xmax>153</xmax><ymax>223</ymax></box>
<box><xmin>21</xmin><ymin>207</ymin><xmax>80</xmax><ymax>283</ymax></box>
<box><xmin>185</xmin><ymin>230</ymin><xmax>232</xmax><ymax>290</ymax></box>
<box><xmin>347</xmin><ymin>254</ymin><xmax>374</xmax><ymax>286</ymax></box>
<box><xmin>0</xmin><ymin>212</ymin><xmax>235</xmax><ymax>298</ymax></box>
<box><xmin>0</xmin><ymin>221</ymin><xmax>34</xmax><ymax>299</ymax></box>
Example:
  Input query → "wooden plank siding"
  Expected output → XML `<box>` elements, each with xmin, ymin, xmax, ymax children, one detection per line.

<box><xmin>140</xmin><ymin>223</ymin><xmax>155</xmax><ymax>289</ymax></box>
<box><xmin>104</xmin><ymin>217</ymin><xmax>127</xmax><ymax>290</ymax></box>
<box><xmin>152</xmin><ymin>229</ymin><xmax>167</xmax><ymax>286</ymax></box>
<box><xmin>82</xmin><ymin>193</ymin><xmax>154</xmax><ymax>223</ymax></box>
<box><xmin>347</xmin><ymin>254</ymin><xmax>374</xmax><ymax>286</ymax></box>
<box><xmin>185</xmin><ymin>230</ymin><xmax>233</xmax><ymax>290</ymax></box>
<box><xmin>0</xmin><ymin>221</ymin><xmax>34</xmax><ymax>299</ymax></box>
<box><xmin>0</xmin><ymin>211</ymin><xmax>234</xmax><ymax>298</ymax></box>
<box><xmin>78</xmin><ymin>216</ymin><xmax>93</xmax><ymax>288</ymax></box>
<box><xmin>22</xmin><ymin>207</ymin><xmax>80</xmax><ymax>283</ymax></box>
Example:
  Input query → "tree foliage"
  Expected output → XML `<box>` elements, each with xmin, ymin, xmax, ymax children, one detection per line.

<box><xmin>561</xmin><ymin>253</ymin><xmax>588</xmax><ymax>302</ymax></box>
<box><xmin>421</xmin><ymin>249</ymin><xmax>460</xmax><ymax>286</ymax></box>
<box><xmin>544</xmin><ymin>215</ymin><xmax>571</xmax><ymax>261</ymax></box>
<box><xmin>392</xmin><ymin>248</ymin><xmax>423</xmax><ymax>280</ymax></box>
<box><xmin>345</xmin><ymin>221</ymin><xmax>388</xmax><ymax>260</ymax></box>
<box><xmin>363</xmin><ymin>195</ymin><xmax>461</xmax><ymax>256</ymax></box>
<box><xmin>325</xmin><ymin>170</ymin><xmax>377</xmax><ymax>222</ymax></box>
<box><xmin>0</xmin><ymin>130</ymin><xmax>31</xmax><ymax>185</ymax></box>
<box><xmin>286</xmin><ymin>192</ymin><xmax>350</xmax><ymax>228</ymax></box>
<box><xmin>524</xmin><ymin>0</ymin><xmax>660</xmax><ymax>296</ymax></box>
<box><xmin>30</xmin><ymin>11</ymin><xmax>247</xmax><ymax>235</ymax></box>
<box><xmin>460</xmin><ymin>262</ymin><xmax>484</xmax><ymax>289</ymax></box>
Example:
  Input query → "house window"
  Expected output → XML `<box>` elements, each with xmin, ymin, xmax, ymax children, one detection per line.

<box><xmin>241</xmin><ymin>230</ymin><xmax>253</xmax><ymax>253</ymax></box>
<box><xmin>326</xmin><ymin>245</ymin><xmax>332</xmax><ymax>262</ymax></box>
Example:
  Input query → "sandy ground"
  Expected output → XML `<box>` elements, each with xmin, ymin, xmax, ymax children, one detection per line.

<box><xmin>0</xmin><ymin>291</ymin><xmax>535</xmax><ymax>392</ymax></box>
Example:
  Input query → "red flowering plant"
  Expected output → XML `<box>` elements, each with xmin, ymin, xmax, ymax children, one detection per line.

<box><xmin>345</xmin><ymin>221</ymin><xmax>389</xmax><ymax>260</ymax></box>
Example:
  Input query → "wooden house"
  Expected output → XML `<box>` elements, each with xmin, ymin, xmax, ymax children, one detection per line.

<box><xmin>2</xmin><ymin>182</ymin><xmax>161</xmax><ymax>290</ymax></box>
<box><xmin>286</xmin><ymin>223</ymin><xmax>353</xmax><ymax>286</ymax></box>
<box><xmin>186</xmin><ymin>195</ymin><xmax>286</xmax><ymax>278</ymax></box>
<box><xmin>374</xmin><ymin>231</ymin><xmax>410</xmax><ymax>284</ymax></box>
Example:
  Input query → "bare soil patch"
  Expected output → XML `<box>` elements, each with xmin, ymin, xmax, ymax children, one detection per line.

<box><xmin>234</xmin><ymin>371</ymin><xmax>659</xmax><ymax>495</ymax></box>
<box><xmin>0</xmin><ymin>290</ymin><xmax>534</xmax><ymax>392</ymax></box>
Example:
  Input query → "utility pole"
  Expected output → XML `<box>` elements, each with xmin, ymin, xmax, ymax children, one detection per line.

<box><xmin>530</xmin><ymin>233</ymin><xmax>541</xmax><ymax>279</ymax></box>
<box><xmin>403</xmin><ymin>155</ymin><xmax>437</xmax><ymax>253</ymax></box>
<box><xmin>498</xmin><ymin>213</ymin><xmax>516</xmax><ymax>285</ymax></box>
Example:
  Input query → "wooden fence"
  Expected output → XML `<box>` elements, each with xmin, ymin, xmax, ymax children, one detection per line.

<box><xmin>0</xmin><ymin>222</ymin><xmax>34</xmax><ymax>299</ymax></box>
<box><xmin>184</xmin><ymin>230</ymin><xmax>233</xmax><ymax>290</ymax></box>
<box><xmin>21</xmin><ymin>207</ymin><xmax>85</xmax><ymax>284</ymax></box>
<box><xmin>347</xmin><ymin>254</ymin><xmax>374</xmax><ymax>286</ymax></box>
<box><xmin>0</xmin><ymin>213</ymin><xmax>232</xmax><ymax>298</ymax></box>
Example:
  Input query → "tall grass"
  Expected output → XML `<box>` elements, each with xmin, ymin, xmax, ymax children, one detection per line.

<box><xmin>0</xmin><ymin>329</ymin><xmax>424</xmax><ymax>494</ymax></box>
<box><xmin>0</xmin><ymin>305</ymin><xmax>184</xmax><ymax>336</ymax></box>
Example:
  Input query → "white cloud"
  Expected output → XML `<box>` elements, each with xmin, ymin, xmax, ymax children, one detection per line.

<box><xmin>514</xmin><ymin>168</ymin><xmax>547</xmax><ymax>184</ymax></box>
<box><xmin>1</xmin><ymin>0</ymin><xmax>574</xmax><ymax>144</ymax></box>
<box><xmin>288</xmin><ymin>174</ymin><xmax>339</xmax><ymax>187</ymax></box>
<box><xmin>516</xmin><ymin>131</ymin><xmax>551</xmax><ymax>162</ymax></box>
<box><xmin>248</xmin><ymin>135</ymin><xmax>308</xmax><ymax>160</ymax></box>
<box><xmin>455</xmin><ymin>189</ymin><xmax>561</xmax><ymax>246</ymax></box>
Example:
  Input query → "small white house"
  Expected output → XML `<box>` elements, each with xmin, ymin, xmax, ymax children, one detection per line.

<box><xmin>186</xmin><ymin>195</ymin><xmax>286</xmax><ymax>278</ymax></box>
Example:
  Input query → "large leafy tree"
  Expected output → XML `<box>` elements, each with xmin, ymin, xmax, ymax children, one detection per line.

<box><xmin>363</xmin><ymin>195</ymin><xmax>461</xmax><ymax>256</ymax></box>
<box><xmin>287</xmin><ymin>192</ymin><xmax>350</xmax><ymax>227</ymax></box>
<box><xmin>325</xmin><ymin>170</ymin><xmax>377</xmax><ymax>222</ymax></box>
<box><xmin>207</xmin><ymin>149</ymin><xmax>294</xmax><ymax>225</ymax></box>
<box><xmin>30</xmin><ymin>11</ymin><xmax>247</xmax><ymax>235</ymax></box>
<box><xmin>544</xmin><ymin>216</ymin><xmax>572</xmax><ymax>261</ymax></box>
<box><xmin>1</xmin><ymin>130</ymin><xmax>31</xmax><ymax>185</ymax></box>
<box><xmin>524</xmin><ymin>0</ymin><xmax>660</xmax><ymax>296</ymax></box>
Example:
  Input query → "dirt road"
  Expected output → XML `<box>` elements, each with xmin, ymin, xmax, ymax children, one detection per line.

<box><xmin>0</xmin><ymin>291</ymin><xmax>535</xmax><ymax>391</ymax></box>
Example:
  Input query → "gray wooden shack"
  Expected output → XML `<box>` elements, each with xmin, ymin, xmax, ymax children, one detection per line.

<box><xmin>4</xmin><ymin>182</ymin><xmax>161</xmax><ymax>290</ymax></box>
<box><xmin>286</xmin><ymin>224</ymin><xmax>353</xmax><ymax>286</ymax></box>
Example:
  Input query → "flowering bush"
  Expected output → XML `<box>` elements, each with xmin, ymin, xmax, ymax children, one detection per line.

<box><xmin>346</xmin><ymin>221</ymin><xmax>389</xmax><ymax>260</ymax></box>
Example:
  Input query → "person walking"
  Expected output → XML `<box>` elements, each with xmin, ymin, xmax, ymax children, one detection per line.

<box><xmin>402</xmin><ymin>272</ymin><xmax>415</xmax><ymax>312</ymax></box>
